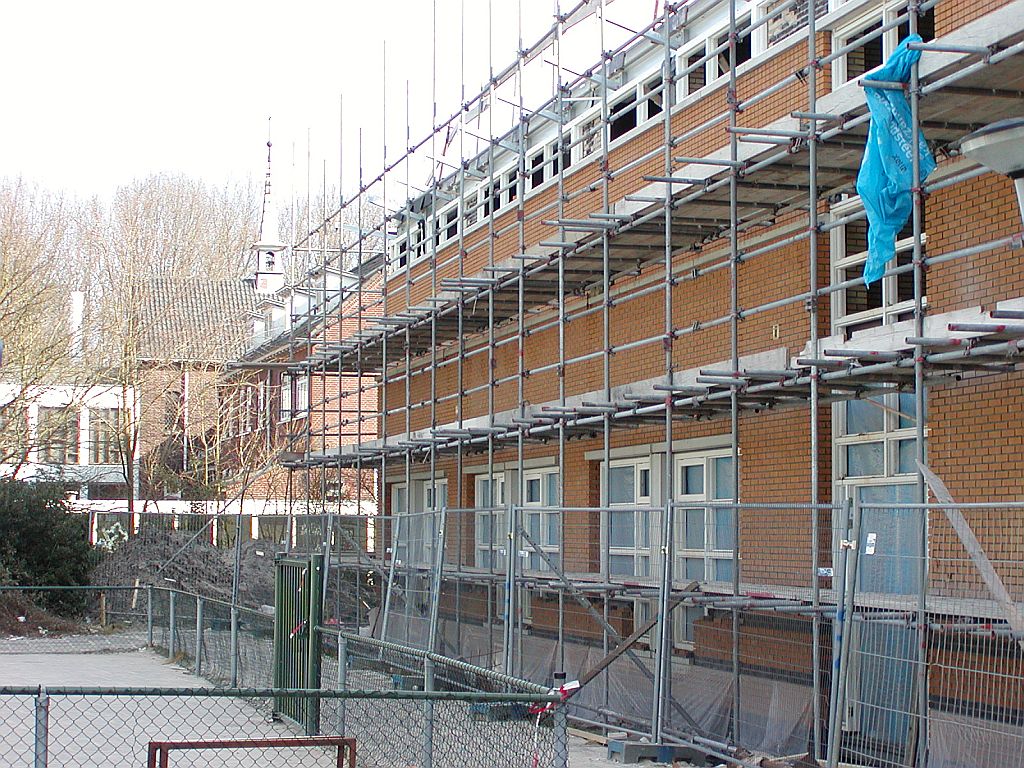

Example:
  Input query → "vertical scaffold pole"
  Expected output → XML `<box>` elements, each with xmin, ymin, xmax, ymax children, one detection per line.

<box><xmin>652</xmin><ymin>0</ymin><xmax>676</xmax><ymax>742</ymax></box>
<box><xmin>909</xmin><ymin>3</ymin><xmax>929</xmax><ymax>765</ymax></box>
<box><xmin>727</xmin><ymin>0</ymin><xmax>742</xmax><ymax>746</ymax></box>
<box><xmin>806</xmin><ymin>0</ymin><xmax>824</xmax><ymax>757</ymax></box>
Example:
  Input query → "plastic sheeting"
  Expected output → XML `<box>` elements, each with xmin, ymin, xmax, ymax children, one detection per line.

<box><xmin>856</xmin><ymin>34</ymin><xmax>936</xmax><ymax>286</ymax></box>
<box><xmin>427</xmin><ymin>617</ymin><xmax>813</xmax><ymax>757</ymax></box>
<box><xmin>928</xmin><ymin>710</ymin><xmax>1024</xmax><ymax>768</ymax></box>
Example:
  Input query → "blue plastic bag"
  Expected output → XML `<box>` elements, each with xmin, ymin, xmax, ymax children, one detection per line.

<box><xmin>855</xmin><ymin>34</ymin><xmax>936</xmax><ymax>286</ymax></box>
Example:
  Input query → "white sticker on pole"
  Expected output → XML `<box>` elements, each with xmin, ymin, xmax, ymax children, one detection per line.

<box><xmin>865</xmin><ymin>532</ymin><xmax>877</xmax><ymax>555</ymax></box>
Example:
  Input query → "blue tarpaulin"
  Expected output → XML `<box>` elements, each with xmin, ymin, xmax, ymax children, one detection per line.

<box><xmin>855</xmin><ymin>34</ymin><xmax>936</xmax><ymax>286</ymax></box>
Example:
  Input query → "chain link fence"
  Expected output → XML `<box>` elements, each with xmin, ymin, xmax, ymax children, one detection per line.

<box><xmin>0</xmin><ymin>687</ymin><xmax>565</xmax><ymax>768</ymax></box>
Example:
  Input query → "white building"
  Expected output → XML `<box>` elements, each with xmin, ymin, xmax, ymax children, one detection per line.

<box><xmin>0</xmin><ymin>382</ymin><xmax>139</xmax><ymax>500</ymax></box>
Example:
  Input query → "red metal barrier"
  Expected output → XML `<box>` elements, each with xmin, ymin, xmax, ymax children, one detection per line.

<box><xmin>146</xmin><ymin>735</ymin><xmax>356</xmax><ymax>768</ymax></box>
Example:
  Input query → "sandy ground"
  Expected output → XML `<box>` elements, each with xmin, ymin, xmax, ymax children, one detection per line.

<box><xmin>0</xmin><ymin>647</ymin><xmax>634</xmax><ymax>767</ymax></box>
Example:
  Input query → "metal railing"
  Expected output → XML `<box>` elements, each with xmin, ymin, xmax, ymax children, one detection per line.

<box><xmin>0</xmin><ymin>686</ymin><xmax>565</xmax><ymax>768</ymax></box>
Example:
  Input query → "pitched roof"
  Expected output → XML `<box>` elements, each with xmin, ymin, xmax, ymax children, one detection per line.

<box><xmin>136</xmin><ymin>278</ymin><xmax>255</xmax><ymax>363</ymax></box>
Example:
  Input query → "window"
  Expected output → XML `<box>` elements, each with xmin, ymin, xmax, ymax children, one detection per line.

<box><xmin>675</xmin><ymin>451</ymin><xmax>737</xmax><ymax>586</ymax></box>
<box><xmin>279</xmin><ymin>374</ymin><xmax>308</xmax><ymax>421</ymax></box>
<box><xmin>475</xmin><ymin>474</ymin><xmax>506</xmax><ymax>570</ymax></box>
<box><xmin>832</xmin><ymin>3</ymin><xmax>935</xmax><ymax>87</ymax></box>
<box><xmin>609</xmin><ymin>91</ymin><xmax>638</xmax><ymax>141</ymax></box>
<box><xmin>530</xmin><ymin>152</ymin><xmax>545</xmax><ymax>189</ymax></box>
<box><xmin>0</xmin><ymin>405</ymin><xmax>28</xmax><ymax>461</ymax></box>
<box><xmin>294</xmin><ymin>376</ymin><xmax>309</xmax><ymax>416</ymax></box>
<box><xmin>523</xmin><ymin>469</ymin><xmax>560</xmax><ymax>572</ymax></box>
<box><xmin>395</xmin><ymin>479</ymin><xmax>445</xmax><ymax>568</ymax></box>
<box><xmin>830</xmin><ymin>197</ymin><xmax>923</xmax><ymax>339</ymax></box>
<box><xmin>89</xmin><ymin>408</ymin><xmax>122</xmax><ymax>465</ymax></box>
<box><xmin>37</xmin><ymin>406</ymin><xmax>79</xmax><ymax>464</ymax></box>
<box><xmin>713</xmin><ymin>17</ymin><xmax>752</xmax><ymax>78</ymax></box>
<box><xmin>837</xmin><ymin>393</ymin><xmax>920</xmax><ymax>482</ymax></box>
<box><xmin>163</xmin><ymin>390</ymin><xmax>182</xmax><ymax>434</ymax></box>
<box><xmin>279</xmin><ymin>374</ymin><xmax>292</xmax><ymax>421</ymax></box>
<box><xmin>390</xmin><ymin>484</ymin><xmax>409</xmax><ymax>565</ymax></box>
<box><xmin>682</xmin><ymin>48</ymin><xmax>706</xmax><ymax>97</ymax></box>
<box><xmin>607</xmin><ymin>459</ymin><xmax>652</xmax><ymax>577</ymax></box>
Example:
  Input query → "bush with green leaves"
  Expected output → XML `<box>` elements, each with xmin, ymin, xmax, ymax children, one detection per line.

<box><xmin>0</xmin><ymin>479</ymin><xmax>95</xmax><ymax>614</ymax></box>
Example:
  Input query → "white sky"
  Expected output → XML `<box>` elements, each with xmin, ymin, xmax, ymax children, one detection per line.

<box><xmin>1</xmin><ymin>1</ymin><xmax>653</xmax><ymax>202</ymax></box>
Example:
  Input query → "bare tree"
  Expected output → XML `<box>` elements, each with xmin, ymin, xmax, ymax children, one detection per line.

<box><xmin>0</xmin><ymin>179</ymin><xmax>92</xmax><ymax>472</ymax></box>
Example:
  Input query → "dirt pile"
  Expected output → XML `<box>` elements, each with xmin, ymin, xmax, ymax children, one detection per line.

<box><xmin>92</xmin><ymin>532</ymin><xmax>277</xmax><ymax>609</ymax></box>
<box><xmin>0</xmin><ymin>592</ymin><xmax>82</xmax><ymax>637</ymax></box>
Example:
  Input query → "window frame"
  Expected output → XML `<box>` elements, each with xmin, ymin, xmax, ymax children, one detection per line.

<box><xmin>474</xmin><ymin>473</ymin><xmax>507</xmax><ymax>571</ymax></box>
<box><xmin>36</xmin><ymin>405</ymin><xmax>80</xmax><ymax>465</ymax></box>
<box><xmin>89</xmin><ymin>407</ymin><xmax>123</xmax><ymax>466</ymax></box>
<box><xmin>673</xmin><ymin>450</ymin><xmax>737</xmax><ymax>587</ymax></box>
<box><xmin>830</xmin><ymin>1</ymin><xmax>934</xmax><ymax>88</ymax></box>
<box><xmin>829</xmin><ymin>196</ymin><xmax>926</xmax><ymax>339</ymax></box>
<box><xmin>606</xmin><ymin>457</ymin><xmax>652</xmax><ymax>578</ymax></box>
<box><xmin>522</xmin><ymin>468</ymin><xmax>560</xmax><ymax>573</ymax></box>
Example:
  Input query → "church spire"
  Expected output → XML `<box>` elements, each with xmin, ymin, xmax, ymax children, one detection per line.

<box><xmin>252</xmin><ymin>119</ymin><xmax>286</xmax><ymax>294</ymax></box>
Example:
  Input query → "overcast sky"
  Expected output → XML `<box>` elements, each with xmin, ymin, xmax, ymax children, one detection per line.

<box><xmin>1</xmin><ymin>1</ymin><xmax>652</xmax><ymax>202</ymax></box>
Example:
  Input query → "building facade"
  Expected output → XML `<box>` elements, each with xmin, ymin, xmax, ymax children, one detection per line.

<box><xmin>276</xmin><ymin>1</ymin><xmax>1024</xmax><ymax>766</ymax></box>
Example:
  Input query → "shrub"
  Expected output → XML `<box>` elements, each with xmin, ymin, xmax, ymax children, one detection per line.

<box><xmin>0</xmin><ymin>479</ymin><xmax>95</xmax><ymax>614</ymax></box>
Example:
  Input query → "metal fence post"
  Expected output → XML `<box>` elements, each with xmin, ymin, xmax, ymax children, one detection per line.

<box><xmin>146</xmin><ymin>585</ymin><xmax>154</xmax><ymax>647</ymax></box>
<box><xmin>422</xmin><ymin>656</ymin><xmax>435</xmax><ymax>768</ymax></box>
<box><xmin>168</xmin><ymin>590</ymin><xmax>177</xmax><ymax>659</ymax></box>
<box><xmin>33</xmin><ymin>686</ymin><xmax>48</xmax><ymax>768</ymax></box>
<box><xmin>336</xmin><ymin>635</ymin><xmax>348</xmax><ymax>735</ymax></box>
<box><xmin>194</xmin><ymin>597</ymin><xmax>204</xmax><ymax>677</ymax></box>
<box><xmin>553</xmin><ymin>703</ymin><xmax>569</xmax><ymax>768</ymax></box>
<box><xmin>229</xmin><ymin>606</ymin><xmax>239</xmax><ymax>687</ymax></box>
<box><xmin>828</xmin><ymin>496</ymin><xmax>863</xmax><ymax>768</ymax></box>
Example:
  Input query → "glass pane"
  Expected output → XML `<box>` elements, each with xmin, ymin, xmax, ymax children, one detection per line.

<box><xmin>477</xmin><ymin>479</ymin><xmax>491</xmax><ymax>508</ymax></box>
<box><xmin>682</xmin><ymin>464</ymin><xmax>704</xmax><ymax>496</ymax></box>
<box><xmin>714</xmin><ymin>507</ymin><xmax>736</xmax><ymax>551</ymax></box>
<box><xmin>637</xmin><ymin>556</ymin><xmax>650</xmax><ymax>577</ymax></box>
<box><xmin>639</xmin><ymin>468</ymin><xmax>651</xmax><ymax>498</ymax></box>
<box><xmin>842</xmin><ymin>261</ymin><xmax>884</xmax><ymax>316</ymax></box>
<box><xmin>546</xmin><ymin>513</ymin><xmax>560</xmax><ymax>547</ymax></box>
<box><xmin>610</xmin><ymin>554</ymin><xmax>635</xmax><ymax>576</ymax></box>
<box><xmin>846</xmin><ymin>397</ymin><xmax>884</xmax><ymax>434</ymax></box>
<box><xmin>713</xmin><ymin>457</ymin><xmax>735</xmax><ymax>500</ymax></box>
<box><xmin>684</xmin><ymin>557</ymin><xmax>705</xmax><ymax>581</ymax></box>
<box><xmin>684</xmin><ymin>508</ymin><xmax>705</xmax><ymax>549</ymax></box>
<box><xmin>609</xmin><ymin>509</ymin><xmax>634</xmax><ymax>547</ymax></box>
<box><xmin>527</xmin><ymin>478</ymin><xmax>541</xmax><ymax>504</ymax></box>
<box><xmin>846</xmin><ymin>442</ymin><xmax>885</xmax><ymax>477</ymax></box>
<box><xmin>714</xmin><ymin>558</ymin><xmax>735</xmax><ymax>582</ymax></box>
<box><xmin>637</xmin><ymin>510</ymin><xmax>650</xmax><ymax>549</ymax></box>
<box><xmin>546</xmin><ymin>472</ymin><xmax>558</xmax><ymax>506</ymax></box>
<box><xmin>681</xmin><ymin>606</ymin><xmax>701</xmax><ymax>643</ymax></box>
<box><xmin>898</xmin><ymin>393</ymin><xmax>917</xmax><ymax>429</ymax></box>
<box><xmin>897</xmin><ymin>439</ymin><xmax>918</xmax><ymax>475</ymax></box>
<box><xmin>394</xmin><ymin>487</ymin><xmax>407</xmax><ymax>514</ymax></box>
<box><xmin>609</xmin><ymin>465</ymin><xmax>635</xmax><ymax>504</ymax></box>
<box><xmin>527</xmin><ymin>513</ymin><xmax>540</xmax><ymax>539</ymax></box>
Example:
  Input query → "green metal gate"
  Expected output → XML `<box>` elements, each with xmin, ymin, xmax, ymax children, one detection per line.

<box><xmin>273</xmin><ymin>553</ymin><xmax>324</xmax><ymax>734</ymax></box>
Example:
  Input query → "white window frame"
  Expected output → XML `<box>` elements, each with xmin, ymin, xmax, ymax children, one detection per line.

<box><xmin>278</xmin><ymin>373</ymin><xmax>292</xmax><ymax>422</ymax></box>
<box><xmin>829</xmin><ymin>196</ymin><xmax>925</xmax><ymax>339</ymax></box>
<box><xmin>294</xmin><ymin>375</ymin><xmax>309</xmax><ymax>417</ymax></box>
<box><xmin>831</xmin><ymin>1</ymin><xmax>917</xmax><ymax>88</ymax></box>
<box><xmin>606</xmin><ymin>458</ymin><xmax>652</xmax><ymax>578</ymax></box>
<box><xmin>676</xmin><ymin>14</ymin><xmax>752</xmax><ymax>102</ymax></box>
<box><xmin>835</xmin><ymin>391</ymin><xmax>921</xmax><ymax>484</ymax></box>
<box><xmin>522</xmin><ymin>468</ymin><xmax>560</xmax><ymax>573</ymax></box>
<box><xmin>389</xmin><ymin>483</ymin><xmax>409</xmax><ymax>566</ymax></box>
<box><xmin>674</xmin><ymin>450</ymin><xmax>737</xmax><ymax>586</ymax></box>
<box><xmin>474</xmin><ymin>474</ymin><xmax>506</xmax><ymax>571</ymax></box>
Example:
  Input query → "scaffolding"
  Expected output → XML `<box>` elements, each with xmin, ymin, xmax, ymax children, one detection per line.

<box><xmin>242</xmin><ymin>1</ymin><xmax>1024</xmax><ymax>765</ymax></box>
